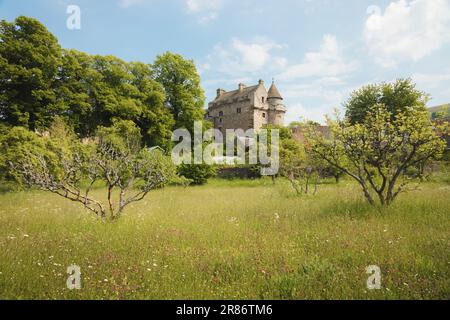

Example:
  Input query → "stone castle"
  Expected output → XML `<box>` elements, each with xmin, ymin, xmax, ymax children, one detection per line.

<box><xmin>206</xmin><ymin>79</ymin><xmax>286</xmax><ymax>133</ymax></box>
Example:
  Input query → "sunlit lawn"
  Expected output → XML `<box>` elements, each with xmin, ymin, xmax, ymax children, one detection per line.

<box><xmin>0</xmin><ymin>178</ymin><xmax>449</xmax><ymax>299</ymax></box>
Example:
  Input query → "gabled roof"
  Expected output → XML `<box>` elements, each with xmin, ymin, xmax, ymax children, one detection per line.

<box><xmin>213</xmin><ymin>85</ymin><xmax>259</xmax><ymax>103</ymax></box>
<box><xmin>268</xmin><ymin>82</ymin><xmax>283</xmax><ymax>100</ymax></box>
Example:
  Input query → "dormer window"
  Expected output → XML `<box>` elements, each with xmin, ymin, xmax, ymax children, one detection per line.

<box><xmin>237</xmin><ymin>108</ymin><xmax>241</xmax><ymax>114</ymax></box>
<box><xmin>262</xmin><ymin>113</ymin><xmax>266</xmax><ymax>118</ymax></box>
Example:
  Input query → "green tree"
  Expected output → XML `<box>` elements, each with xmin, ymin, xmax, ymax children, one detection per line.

<box><xmin>152</xmin><ymin>52</ymin><xmax>205</xmax><ymax>131</ymax></box>
<box><xmin>345</xmin><ymin>78</ymin><xmax>428</xmax><ymax>124</ymax></box>
<box><xmin>308</xmin><ymin>104</ymin><xmax>446</xmax><ymax>206</ymax></box>
<box><xmin>55</xmin><ymin>52</ymin><xmax>175</xmax><ymax>148</ymax></box>
<box><xmin>128</xmin><ymin>61</ymin><xmax>175</xmax><ymax>149</ymax></box>
<box><xmin>177</xmin><ymin>163</ymin><xmax>216</xmax><ymax>185</ymax></box>
<box><xmin>55</xmin><ymin>49</ymin><xmax>97</xmax><ymax>136</ymax></box>
<box><xmin>0</xmin><ymin>120</ymin><xmax>177</xmax><ymax>220</ymax></box>
<box><xmin>276</xmin><ymin>124</ymin><xmax>328</xmax><ymax>195</ymax></box>
<box><xmin>0</xmin><ymin>16</ymin><xmax>62</xmax><ymax>130</ymax></box>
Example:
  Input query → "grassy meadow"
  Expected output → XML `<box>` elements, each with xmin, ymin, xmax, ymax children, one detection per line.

<box><xmin>0</xmin><ymin>178</ymin><xmax>449</xmax><ymax>300</ymax></box>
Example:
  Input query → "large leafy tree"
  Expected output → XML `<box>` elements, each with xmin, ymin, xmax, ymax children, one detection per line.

<box><xmin>0</xmin><ymin>16</ymin><xmax>205</xmax><ymax>152</ymax></box>
<box><xmin>0</xmin><ymin>16</ymin><xmax>62</xmax><ymax>130</ymax></box>
<box><xmin>345</xmin><ymin>78</ymin><xmax>428</xmax><ymax>124</ymax></box>
<box><xmin>55</xmin><ymin>49</ymin><xmax>97</xmax><ymax>136</ymax></box>
<box><xmin>152</xmin><ymin>52</ymin><xmax>205</xmax><ymax>131</ymax></box>
<box><xmin>128</xmin><ymin>62</ymin><xmax>175</xmax><ymax>149</ymax></box>
<box><xmin>56</xmin><ymin>52</ymin><xmax>175</xmax><ymax>148</ymax></box>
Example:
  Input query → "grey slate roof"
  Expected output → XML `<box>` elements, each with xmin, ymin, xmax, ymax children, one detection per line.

<box><xmin>213</xmin><ymin>85</ymin><xmax>259</xmax><ymax>103</ymax></box>
<box><xmin>268</xmin><ymin>82</ymin><xmax>283</xmax><ymax>100</ymax></box>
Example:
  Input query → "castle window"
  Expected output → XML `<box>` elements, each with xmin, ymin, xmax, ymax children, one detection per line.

<box><xmin>219</xmin><ymin>118</ymin><xmax>223</xmax><ymax>123</ymax></box>
<box><xmin>219</xmin><ymin>111</ymin><xmax>223</xmax><ymax>117</ymax></box>
<box><xmin>262</xmin><ymin>97</ymin><xmax>265</xmax><ymax>103</ymax></box>
<box><xmin>237</xmin><ymin>108</ymin><xmax>241</xmax><ymax>114</ymax></box>
<box><xmin>262</xmin><ymin>113</ymin><xmax>266</xmax><ymax>118</ymax></box>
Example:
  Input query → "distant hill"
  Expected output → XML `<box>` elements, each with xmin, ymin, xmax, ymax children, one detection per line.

<box><xmin>429</xmin><ymin>104</ymin><xmax>450</xmax><ymax>120</ymax></box>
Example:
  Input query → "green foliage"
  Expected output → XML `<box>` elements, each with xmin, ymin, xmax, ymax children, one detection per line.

<box><xmin>152</xmin><ymin>52</ymin><xmax>205</xmax><ymax>131</ymax></box>
<box><xmin>429</xmin><ymin>104</ymin><xmax>450</xmax><ymax>120</ymax></box>
<box><xmin>308</xmin><ymin>103</ymin><xmax>446</xmax><ymax>206</ymax></box>
<box><xmin>1</xmin><ymin>18</ymin><xmax>208</xmax><ymax>150</ymax></box>
<box><xmin>56</xmin><ymin>52</ymin><xmax>175</xmax><ymax>149</ymax></box>
<box><xmin>178</xmin><ymin>163</ymin><xmax>216</xmax><ymax>185</ymax></box>
<box><xmin>0</xmin><ymin>16</ymin><xmax>62</xmax><ymax>130</ymax></box>
<box><xmin>274</xmin><ymin>123</ymin><xmax>342</xmax><ymax>194</ymax></box>
<box><xmin>345</xmin><ymin>78</ymin><xmax>428</xmax><ymax>124</ymax></box>
<box><xmin>1</xmin><ymin>120</ymin><xmax>177</xmax><ymax>220</ymax></box>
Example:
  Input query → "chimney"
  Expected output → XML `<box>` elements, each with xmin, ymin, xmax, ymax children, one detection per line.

<box><xmin>258</xmin><ymin>79</ymin><xmax>264</xmax><ymax>85</ymax></box>
<box><xmin>217</xmin><ymin>88</ymin><xmax>225</xmax><ymax>98</ymax></box>
<box><xmin>238</xmin><ymin>83</ymin><xmax>246</xmax><ymax>92</ymax></box>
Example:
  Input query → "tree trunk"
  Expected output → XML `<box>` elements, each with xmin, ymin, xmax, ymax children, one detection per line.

<box><xmin>107</xmin><ymin>185</ymin><xmax>115</xmax><ymax>220</ymax></box>
<box><xmin>335</xmin><ymin>174</ymin><xmax>340</xmax><ymax>184</ymax></box>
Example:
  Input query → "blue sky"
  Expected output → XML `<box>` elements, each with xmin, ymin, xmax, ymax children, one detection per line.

<box><xmin>1</xmin><ymin>0</ymin><xmax>450</xmax><ymax>123</ymax></box>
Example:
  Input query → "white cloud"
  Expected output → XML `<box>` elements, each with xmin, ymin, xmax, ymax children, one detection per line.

<box><xmin>205</xmin><ymin>37</ymin><xmax>286</xmax><ymax>76</ymax></box>
<box><xmin>364</xmin><ymin>0</ymin><xmax>450</xmax><ymax>67</ymax></box>
<box><xmin>277</xmin><ymin>34</ymin><xmax>357</xmax><ymax>81</ymax></box>
<box><xmin>185</xmin><ymin>0</ymin><xmax>223</xmax><ymax>23</ymax></box>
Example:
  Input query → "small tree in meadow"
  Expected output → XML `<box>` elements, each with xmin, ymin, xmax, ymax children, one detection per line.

<box><xmin>307</xmin><ymin>104</ymin><xmax>446</xmax><ymax>206</ymax></box>
<box><xmin>278</xmin><ymin>126</ymin><xmax>323</xmax><ymax>196</ymax></box>
<box><xmin>1</xmin><ymin>119</ymin><xmax>177</xmax><ymax>220</ymax></box>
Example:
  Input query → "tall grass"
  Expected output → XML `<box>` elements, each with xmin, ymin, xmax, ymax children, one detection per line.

<box><xmin>0</xmin><ymin>178</ymin><xmax>449</xmax><ymax>299</ymax></box>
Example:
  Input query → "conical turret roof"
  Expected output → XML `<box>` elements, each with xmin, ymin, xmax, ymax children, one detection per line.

<box><xmin>268</xmin><ymin>82</ymin><xmax>283</xmax><ymax>100</ymax></box>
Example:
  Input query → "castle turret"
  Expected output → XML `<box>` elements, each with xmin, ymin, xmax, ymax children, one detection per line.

<box><xmin>267</xmin><ymin>81</ymin><xmax>286</xmax><ymax>126</ymax></box>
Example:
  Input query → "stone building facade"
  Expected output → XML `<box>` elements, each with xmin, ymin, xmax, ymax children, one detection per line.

<box><xmin>206</xmin><ymin>80</ymin><xmax>286</xmax><ymax>134</ymax></box>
